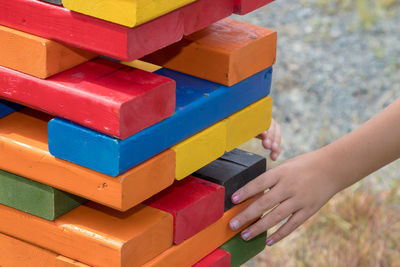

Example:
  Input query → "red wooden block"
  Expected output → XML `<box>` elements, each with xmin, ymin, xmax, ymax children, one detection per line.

<box><xmin>0</xmin><ymin>0</ymin><xmax>184</xmax><ymax>61</ymax></box>
<box><xmin>145</xmin><ymin>176</ymin><xmax>225</xmax><ymax>245</ymax></box>
<box><xmin>0</xmin><ymin>58</ymin><xmax>175</xmax><ymax>139</ymax></box>
<box><xmin>182</xmin><ymin>0</ymin><xmax>234</xmax><ymax>35</ymax></box>
<box><xmin>233</xmin><ymin>0</ymin><xmax>274</xmax><ymax>15</ymax></box>
<box><xmin>193</xmin><ymin>249</ymin><xmax>231</xmax><ymax>267</ymax></box>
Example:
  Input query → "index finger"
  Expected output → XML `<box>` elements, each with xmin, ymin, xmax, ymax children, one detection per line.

<box><xmin>231</xmin><ymin>169</ymin><xmax>279</xmax><ymax>205</ymax></box>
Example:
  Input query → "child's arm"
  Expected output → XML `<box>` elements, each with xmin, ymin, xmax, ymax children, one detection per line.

<box><xmin>229</xmin><ymin>98</ymin><xmax>400</xmax><ymax>245</ymax></box>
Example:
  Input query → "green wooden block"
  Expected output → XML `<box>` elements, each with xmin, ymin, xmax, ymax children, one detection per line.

<box><xmin>0</xmin><ymin>170</ymin><xmax>86</xmax><ymax>221</ymax></box>
<box><xmin>220</xmin><ymin>232</ymin><xmax>267</xmax><ymax>267</ymax></box>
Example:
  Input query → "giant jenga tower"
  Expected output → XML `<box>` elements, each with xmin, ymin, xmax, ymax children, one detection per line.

<box><xmin>0</xmin><ymin>0</ymin><xmax>276</xmax><ymax>266</ymax></box>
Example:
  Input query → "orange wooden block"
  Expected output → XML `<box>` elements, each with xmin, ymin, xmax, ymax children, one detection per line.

<box><xmin>142</xmin><ymin>18</ymin><xmax>277</xmax><ymax>86</ymax></box>
<box><xmin>0</xmin><ymin>202</ymin><xmax>173</xmax><ymax>267</ymax></box>
<box><xmin>144</xmin><ymin>195</ymin><xmax>260</xmax><ymax>267</ymax></box>
<box><xmin>0</xmin><ymin>110</ymin><xmax>175</xmax><ymax>211</ymax></box>
<box><xmin>0</xmin><ymin>25</ymin><xmax>97</xmax><ymax>79</ymax></box>
<box><xmin>0</xmin><ymin>233</ymin><xmax>89</xmax><ymax>267</ymax></box>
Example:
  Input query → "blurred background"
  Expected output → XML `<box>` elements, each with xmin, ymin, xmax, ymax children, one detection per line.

<box><xmin>233</xmin><ymin>0</ymin><xmax>400</xmax><ymax>266</ymax></box>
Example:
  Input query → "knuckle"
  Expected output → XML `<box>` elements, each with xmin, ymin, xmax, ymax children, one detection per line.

<box><xmin>273</xmin><ymin>210</ymin><xmax>286</xmax><ymax>222</ymax></box>
<box><xmin>252</xmin><ymin>200</ymin><xmax>266</xmax><ymax>215</ymax></box>
<box><xmin>273</xmin><ymin>231</ymin><xmax>283</xmax><ymax>241</ymax></box>
<box><xmin>251</xmin><ymin>221</ymin><xmax>265</xmax><ymax>234</ymax></box>
<box><xmin>288</xmin><ymin>219</ymin><xmax>299</xmax><ymax>230</ymax></box>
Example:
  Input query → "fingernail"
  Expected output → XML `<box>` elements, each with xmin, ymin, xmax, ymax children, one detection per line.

<box><xmin>272</xmin><ymin>142</ymin><xmax>279</xmax><ymax>150</ymax></box>
<box><xmin>271</xmin><ymin>152</ymin><xmax>277</xmax><ymax>160</ymax></box>
<box><xmin>266</xmin><ymin>239</ymin><xmax>274</xmax><ymax>246</ymax></box>
<box><xmin>231</xmin><ymin>193</ymin><xmax>240</xmax><ymax>203</ymax></box>
<box><xmin>230</xmin><ymin>220</ymin><xmax>239</xmax><ymax>231</ymax></box>
<box><xmin>265</xmin><ymin>139</ymin><xmax>271</xmax><ymax>148</ymax></box>
<box><xmin>241</xmin><ymin>231</ymin><xmax>251</xmax><ymax>241</ymax></box>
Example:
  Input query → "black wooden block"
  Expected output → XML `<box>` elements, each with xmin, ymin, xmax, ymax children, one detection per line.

<box><xmin>194</xmin><ymin>149</ymin><xmax>266</xmax><ymax>211</ymax></box>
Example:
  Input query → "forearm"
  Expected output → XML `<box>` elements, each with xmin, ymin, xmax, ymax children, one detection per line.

<box><xmin>320</xmin><ymin>98</ymin><xmax>400</xmax><ymax>192</ymax></box>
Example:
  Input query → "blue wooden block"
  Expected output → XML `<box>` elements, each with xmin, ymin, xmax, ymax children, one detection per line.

<box><xmin>0</xmin><ymin>100</ymin><xmax>22</xmax><ymax>119</ymax></box>
<box><xmin>48</xmin><ymin>67</ymin><xmax>273</xmax><ymax>176</ymax></box>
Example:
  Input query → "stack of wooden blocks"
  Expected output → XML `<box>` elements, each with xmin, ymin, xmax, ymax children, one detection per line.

<box><xmin>0</xmin><ymin>0</ymin><xmax>277</xmax><ymax>266</ymax></box>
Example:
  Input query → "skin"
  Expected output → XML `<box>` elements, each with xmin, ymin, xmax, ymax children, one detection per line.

<box><xmin>230</xmin><ymin>98</ymin><xmax>400</xmax><ymax>246</ymax></box>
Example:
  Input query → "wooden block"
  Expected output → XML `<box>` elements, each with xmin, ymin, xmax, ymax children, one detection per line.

<box><xmin>0</xmin><ymin>110</ymin><xmax>175</xmax><ymax>211</ymax></box>
<box><xmin>146</xmin><ymin>176</ymin><xmax>225</xmax><ymax>245</ymax></box>
<box><xmin>0</xmin><ymin>170</ymin><xmax>86</xmax><ymax>220</ymax></box>
<box><xmin>225</xmin><ymin>97</ymin><xmax>273</xmax><ymax>151</ymax></box>
<box><xmin>0</xmin><ymin>25</ymin><xmax>97</xmax><ymax>79</ymax></box>
<box><xmin>56</xmin><ymin>257</ymin><xmax>90</xmax><ymax>267</ymax></box>
<box><xmin>173</xmin><ymin>121</ymin><xmax>226</xmax><ymax>180</ymax></box>
<box><xmin>0</xmin><ymin>99</ymin><xmax>22</xmax><ymax>119</ymax></box>
<box><xmin>62</xmin><ymin>0</ymin><xmax>195</xmax><ymax>28</ymax></box>
<box><xmin>220</xmin><ymin>232</ymin><xmax>267</xmax><ymax>267</ymax></box>
<box><xmin>142</xmin><ymin>18</ymin><xmax>277</xmax><ymax>86</ymax></box>
<box><xmin>193</xmin><ymin>249</ymin><xmax>231</xmax><ymax>267</ymax></box>
<box><xmin>62</xmin><ymin>0</ymin><xmax>231</xmax><ymax>33</ymax></box>
<box><xmin>48</xmin><ymin>67</ymin><xmax>272</xmax><ymax>176</ymax></box>
<box><xmin>0</xmin><ymin>202</ymin><xmax>173</xmax><ymax>267</ymax></box>
<box><xmin>143</xmin><ymin>195</ymin><xmax>259</xmax><ymax>267</ymax></box>
<box><xmin>182</xmin><ymin>0</ymin><xmax>234</xmax><ymax>35</ymax></box>
<box><xmin>123</xmin><ymin>60</ymin><xmax>162</xmax><ymax>72</ymax></box>
<box><xmin>233</xmin><ymin>0</ymin><xmax>274</xmax><ymax>15</ymax></box>
<box><xmin>0</xmin><ymin>58</ymin><xmax>176</xmax><ymax>139</ymax></box>
<box><xmin>195</xmin><ymin>149</ymin><xmax>266</xmax><ymax>211</ymax></box>
<box><xmin>0</xmin><ymin>233</ymin><xmax>88</xmax><ymax>267</ymax></box>
<box><xmin>0</xmin><ymin>0</ymin><xmax>184</xmax><ymax>61</ymax></box>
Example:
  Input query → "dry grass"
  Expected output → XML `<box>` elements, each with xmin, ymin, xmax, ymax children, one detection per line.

<box><xmin>245</xmin><ymin>178</ymin><xmax>400</xmax><ymax>267</ymax></box>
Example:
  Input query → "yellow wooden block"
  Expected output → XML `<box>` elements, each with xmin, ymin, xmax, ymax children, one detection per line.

<box><xmin>173</xmin><ymin>121</ymin><xmax>226</xmax><ymax>180</ymax></box>
<box><xmin>62</xmin><ymin>0</ymin><xmax>196</xmax><ymax>27</ymax></box>
<box><xmin>225</xmin><ymin>97</ymin><xmax>273</xmax><ymax>151</ymax></box>
<box><xmin>122</xmin><ymin>60</ymin><xmax>162</xmax><ymax>72</ymax></box>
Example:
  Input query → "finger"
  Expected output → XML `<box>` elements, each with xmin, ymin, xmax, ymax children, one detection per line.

<box><xmin>231</xmin><ymin>170</ymin><xmax>279</xmax><ymax>204</ymax></box>
<box><xmin>230</xmin><ymin>184</ymin><xmax>290</xmax><ymax>231</ymax></box>
<box><xmin>239</xmin><ymin>199</ymin><xmax>299</xmax><ymax>241</ymax></box>
<box><xmin>262</xmin><ymin>120</ymin><xmax>276</xmax><ymax>150</ymax></box>
<box><xmin>257</xmin><ymin>131</ymin><xmax>268</xmax><ymax>140</ymax></box>
<box><xmin>265</xmin><ymin>210</ymin><xmax>308</xmax><ymax>246</ymax></box>
<box><xmin>270</xmin><ymin>122</ymin><xmax>282</xmax><ymax>161</ymax></box>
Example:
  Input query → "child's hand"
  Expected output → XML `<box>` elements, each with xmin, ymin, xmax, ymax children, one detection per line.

<box><xmin>258</xmin><ymin>119</ymin><xmax>281</xmax><ymax>161</ymax></box>
<box><xmin>229</xmin><ymin>149</ymin><xmax>339</xmax><ymax>246</ymax></box>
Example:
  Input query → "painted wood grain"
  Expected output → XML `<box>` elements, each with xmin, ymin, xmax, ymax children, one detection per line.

<box><xmin>146</xmin><ymin>176</ymin><xmax>225</xmax><ymax>245</ymax></box>
<box><xmin>62</xmin><ymin>0</ymin><xmax>195</xmax><ymax>27</ymax></box>
<box><xmin>0</xmin><ymin>0</ymin><xmax>184</xmax><ymax>61</ymax></box>
<box><xmin>220</xmin><ymin>232</ymin><xmax>267</xmax><ymax>267</ymax></box>
<box><xmin>181</xmin><ymin>0</ymin><xmax>234</xmax><ymax>35</ymax></box>
<box><xmin>0</xmin><ymin>58</ymin><xmax>176</xmax><ymax>139</ymax></box>
<box><xmin>193</xmin><ymin>249</ymin><xmax>231</xmax><ymax>267</ymax></box>
<box><xmin>0</xmin><ymin>110</ymin><xmax>175</xmax><ymax>211</ymax></box>
<box><xmin>48</xmin><ymin>67</ymin><xmax>272</xmax><ymax>176</ymax></box>
<box><xmin>142</xmin><ymin>18</ymin><xmax>277</xmax><ymax>86</ymax></box>
<box><xmin>0</xmin><ymin>25</ymin><xmax>96</xmax><ymax>79</ymax></box>
<box><xmin>225</xmin><ymin>97</ymin><xmax>273</xmax><ymax>151</ymax></box>
<box><xmin>0</xmin><ymin>202</ymin><xmax>173</xmax><ymax>267</ymax></box>
<box><xmin>233</xmin><ymin>0</ymin><xmax>275</xmax><ymax>15</ymax></box>
<box><xmin>195</xmin><ymin>149</ymin><xmax>266</xmax><ymax>211</ymax></box>
<box><xmin>173</xmin><ymin>121</ymin><xmax>226</xmax><ymax>180</ymax></box>
<box><xmin>0</xmin><ymin>233</ymin><xmax>89</xmax><ymax>267</ymax></box>
<box><xmin>0</xmin><ymin>170</ymin><xmax>86</xmax><ymax>220</ymax></box>
<box><xmin>143</xmin><ymin>195</ymin><xmax>260</xmax><ymax>267</ymax></box>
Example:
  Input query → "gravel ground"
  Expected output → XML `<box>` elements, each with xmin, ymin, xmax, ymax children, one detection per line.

<box><xmin>235</xmin><ymin>0</ymin><xmax>400</xmax><ymax>181</ymax></box>
<box><xmin>232</xmin><ymin>1</ymin><xmax>400</xmax><ymax>265</ymax></box>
